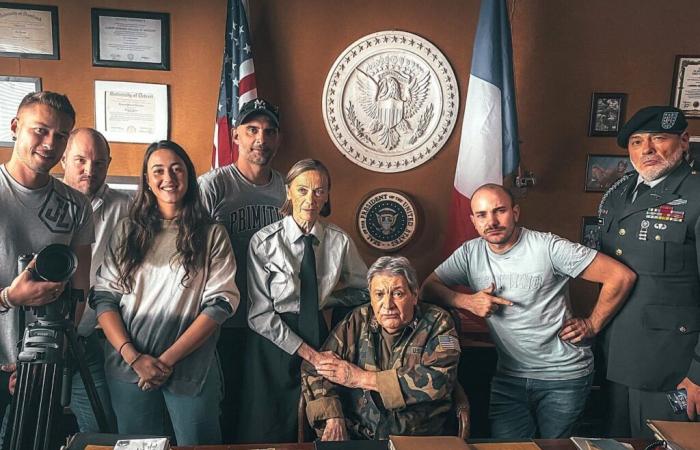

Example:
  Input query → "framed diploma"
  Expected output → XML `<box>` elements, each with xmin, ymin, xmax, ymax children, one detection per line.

<box><xmin>94</xmin><ymin>80</ymin><xmax>169</xmax><ymax>144</ymax></box>
<box><xmin>0</xmin><ymin>3</ymin><xmax>59</xmax><ymax>59</ymax></box>
<box><xmin>0</xmin><ymin>76</ymin><xmax>41</xmax><ymax>147</ymax></box>
<box><xmin>91</xmin><ymin>8</ymin><xmax>170</xmax><ymax>70</ymax></box>
<box><xmin>671</xmin><ymin>55</ymin><xmax>700</xmax><ymax>118</ymax></box>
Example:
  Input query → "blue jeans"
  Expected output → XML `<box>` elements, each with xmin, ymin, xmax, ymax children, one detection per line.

<box><xmin>70</xmin><ymin>332</ymin><xmax>117</xmax><ymax>432</ymax></box>
<box><xmin>107</xmin><ymin>359</ymin><xmax>223</xmax><ymax>446</ymax></box>
<box><xmin>489</xmin><ymin>372</ymin><xmax>593</xmax><ymax>439</ymax></box>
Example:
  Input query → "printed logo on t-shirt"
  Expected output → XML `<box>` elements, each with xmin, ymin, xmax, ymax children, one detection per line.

<box><xmin>471</xmin><ymin>273</ymin><xmax>544</xmax><ymax>292</ymax></box>
<box><xmin>228</xmin><ymin>205</ymin><xmax>282</xmax><ymax>235</ymax></box>
<box><xmin>39</xmin><ymin>189</ymin><xmax>79</xmax><ymax>234</ymax></box>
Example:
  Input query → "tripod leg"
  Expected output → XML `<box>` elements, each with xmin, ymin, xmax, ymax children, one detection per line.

<box><xmin>32</xmin><ymin>364</ymin><xmax>61</xmax><ymax>450</ymax></box>
<box><xmin>3</xmin><ymin>363</ymin><xmax>60</xmax><ymax>450</ymax></box>
<box><xmin>64</xmin><ymin>328</ymin><xmax>112</xmax><ymax>433</ymax></box>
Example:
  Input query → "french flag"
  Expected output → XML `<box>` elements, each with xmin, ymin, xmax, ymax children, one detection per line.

<box><xmin>444</xmin><ymin>0</ymin><xmax>520</xmax><ymax>332</ymax></box>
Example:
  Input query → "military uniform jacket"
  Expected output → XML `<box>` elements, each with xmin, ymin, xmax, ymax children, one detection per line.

<box><xmin>599</xmin><ymin>161</ymin><xmax>700</xmax><ymax>390</ymax></box>
<box><xmin>301</xmin><ymin>303</ymin><xmax>460</xmax><ymax>440</ymax></box>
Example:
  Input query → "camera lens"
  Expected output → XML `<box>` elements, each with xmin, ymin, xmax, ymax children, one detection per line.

<box><xmin>34</xmin><ymin>244</ymin><xmax>77</xmax><ymax>282</ymax></box>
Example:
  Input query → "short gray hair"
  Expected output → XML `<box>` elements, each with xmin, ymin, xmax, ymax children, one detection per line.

<box><xmin>367</xmin><ymin>256</ymin><xmax>419</xmax><ymax>294</ymax></box>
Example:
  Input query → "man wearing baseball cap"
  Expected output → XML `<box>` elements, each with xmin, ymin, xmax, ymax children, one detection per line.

<box><xmin>598</xmin><ymin>106</ymin><xmax>700</xmax><ymax>436</ymax></box>
<box><xmin>198</xmin><ymin>98</ymin><xmax>285</xmax><ymax>443</ymax></box>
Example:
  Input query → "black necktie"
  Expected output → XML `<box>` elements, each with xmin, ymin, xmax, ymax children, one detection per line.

<box><xmin>299</xmin><ymin>235</ymin><xmax>320</xmax><ymax>348</ymax></box>
<box><xmin>633</xmin><ymin>182</ymin><xmax>650</xmax><ymax>202</ymax></box>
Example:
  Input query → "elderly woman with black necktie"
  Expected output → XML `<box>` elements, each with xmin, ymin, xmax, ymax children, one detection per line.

<box><xmin>236</xmin><ymin>159</ymin><xmax>368</xmax><ymax>444</ymax></box>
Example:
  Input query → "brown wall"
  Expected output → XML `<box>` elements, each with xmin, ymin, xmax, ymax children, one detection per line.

<box><xmin>2</xmin><ymin>0</ymin><xmax>699</xmax><ymax>311</ymax></box>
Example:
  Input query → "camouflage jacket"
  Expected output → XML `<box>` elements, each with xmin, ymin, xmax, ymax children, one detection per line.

<box><xmin>301</xmin><ymin>303</ymin><xmax>461</xmax><ymax>440</ymax></box>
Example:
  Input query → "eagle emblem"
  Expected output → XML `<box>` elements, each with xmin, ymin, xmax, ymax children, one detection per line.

<box><xmin>322</xmin><ymin>30</ymin><xmax>459</xmax><ymax>172</ymax></box>
<box><xmin>354</xmin><ymin>59</ymin><xmax>431</xmax><ymax>151</ymax></box>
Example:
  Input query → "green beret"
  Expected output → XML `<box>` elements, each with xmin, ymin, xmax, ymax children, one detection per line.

<box><xmin>235</xmin><ymin>98</ymin><xmax>280</xmax><ymax>128</ymax></box>
<box><xmin>617</xmin><ymin>105</ymin><xmax>687</xmax><ymax>147</ymax></box>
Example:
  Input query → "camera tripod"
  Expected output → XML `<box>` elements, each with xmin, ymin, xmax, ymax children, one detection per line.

<box><xmin>3</xmin><ymin>290</ymin><xmax>112</xmax><ymax>450</ymax></box>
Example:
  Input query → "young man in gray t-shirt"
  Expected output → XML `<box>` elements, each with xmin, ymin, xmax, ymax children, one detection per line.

<box><xmin>198</xmin><ymin>98</ymin><xmax>285</xmax><ymax>443</ymax></box>
<box><xmin>0</xmin><ymin>92</ymin><xmax>94</xmax><ymax>443</ymax></box>
<box><xmin>421</xmin><ymin>184</ymin><xmax>636</xmax><ymax>439</ymax></box>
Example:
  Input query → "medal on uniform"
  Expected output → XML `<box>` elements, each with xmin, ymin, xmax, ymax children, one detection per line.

<box><xmin>646</xmin><ymin>205</ymin><xmax>685</xmax><ymax>222</ymax></box>
<box><xmin>638</xmin><ymin>220</ymin><xmax>650</xmax><ymax>241</ymax></box>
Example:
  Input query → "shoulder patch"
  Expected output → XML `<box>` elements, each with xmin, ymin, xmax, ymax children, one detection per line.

<box><xmin>437</xmin><ymin>335</ymin><xmax>460</xmax><ymax>351</ymax></box>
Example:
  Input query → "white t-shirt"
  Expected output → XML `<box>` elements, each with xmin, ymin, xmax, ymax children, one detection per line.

<box><xmin>435</xmin><ymin>228</ymin><xmax>596</xmax><ymax>380</ymax></box>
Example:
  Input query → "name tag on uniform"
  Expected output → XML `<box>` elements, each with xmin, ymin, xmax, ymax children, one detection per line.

<box><xmin>408</xmin><ymin>346</ymin><xmax>422</xmax><ymax>355</ymax></box>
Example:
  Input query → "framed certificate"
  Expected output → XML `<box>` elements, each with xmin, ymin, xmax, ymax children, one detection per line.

<box><xmin>0</xmin><ymin>3</ymin><xmax>59</xmax><ymax>59</ymax></box>
<box><xmin>91</xmin><ymin>8</ymin><xmax>170</xmax><ymax>70</ymax></box>
<box><xmin>671</xmin><ymin>55</ymin><xmax>700</xmax><ymax>118</ymax></box>
<box><xmin>0</xmin><ymin>76</ymin><xmax>41</xmax><ymax>147</ymax></box>
<box><xmin>94</xmin><ymin>80</ymin><xmax>169</xmax><ymax>144</ymax></box>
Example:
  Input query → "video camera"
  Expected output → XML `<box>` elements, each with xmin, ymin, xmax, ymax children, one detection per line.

<box><xmin>18</xmin><ymin>243</ymin><xmax>78</xmax><ymax>322</ymax></box>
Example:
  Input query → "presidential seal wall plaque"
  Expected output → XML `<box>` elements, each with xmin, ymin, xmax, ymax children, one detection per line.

<box><xmin>323</xmin><ymin>31</ymin><xmax>459</xmax><ymax>173</ymax></box>
<box><xmin>357</xmin><ymin>190</ymin><xmax>418</xmax><ymax>251</ymax></box>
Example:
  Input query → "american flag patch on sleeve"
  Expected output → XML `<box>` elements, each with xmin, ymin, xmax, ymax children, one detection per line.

<box><xmin>437</xmin><ymin>335</ymin><xmax>460</xmax><ymax>351</ymax></box>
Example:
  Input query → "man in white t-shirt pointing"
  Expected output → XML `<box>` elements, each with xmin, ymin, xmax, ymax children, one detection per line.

<box><xmin>421</xmin><ymin>183</ymin><xmax>636</xmax><ymax>439</ymax></box>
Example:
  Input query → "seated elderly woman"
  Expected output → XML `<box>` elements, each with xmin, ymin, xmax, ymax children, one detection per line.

<box><xmin>301</xmin><ymin>256</ymin><xmax>461</xmax><ymax>440</ymax></box>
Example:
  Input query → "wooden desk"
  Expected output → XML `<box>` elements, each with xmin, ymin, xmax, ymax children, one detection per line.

<box><xmin>173</xmin><ymin>439</ymin><xmax>652</xmax><ymax>450</ymax></box>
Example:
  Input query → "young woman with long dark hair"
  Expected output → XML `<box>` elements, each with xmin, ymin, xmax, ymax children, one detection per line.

<box><xmin>91</xmin><ymin>140</ymin><xmax>239</xmax><ymax>445</ymax></box>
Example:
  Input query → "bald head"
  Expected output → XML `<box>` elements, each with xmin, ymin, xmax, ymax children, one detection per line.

<box><xmin>472</xmin><ymin>184</ymin><xmax>516</xmax><ymax>208</ymax></box>
<box><xmin>61</xmin><ymin>128</ymin><xmax>111</xmax><ymax>197</ymax></box>
<box><xmin>470</xmin><ymin>184</ymin><xmax>521</xmax><ymax>252</ymax></box>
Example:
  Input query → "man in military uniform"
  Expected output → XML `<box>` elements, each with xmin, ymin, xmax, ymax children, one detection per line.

<box><xmin>599</xmin><ymin>106</ymin><xmax>700</xmax><ymax>437</ymax></box>
<box><xmin>301</xmin><ymin>256</ymin><xmax>460</xmax><ymax>441</ymax></box>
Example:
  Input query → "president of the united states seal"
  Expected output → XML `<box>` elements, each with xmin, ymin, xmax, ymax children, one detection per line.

<box><xmin>323</xmin><ymin>30</ymin><xmax>459</xmax><ymax>173</ymax></box>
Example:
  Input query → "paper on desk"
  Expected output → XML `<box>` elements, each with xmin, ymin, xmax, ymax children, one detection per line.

<box><xmin>114</xmin><ymin>438</ymin><xmax>169</xmax><ymax>450</ymax></box>
<box><xmin>570</xmin><ymin>437</ymin><xmax>634</xmax><ymax>450</ymax></box>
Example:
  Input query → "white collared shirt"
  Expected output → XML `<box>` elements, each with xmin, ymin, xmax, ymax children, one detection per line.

<box><xmin>247</xmin><ymin>215</ymin><xmax>368</xmax><ymax>354</ymax></box>
<box><xmin>77</xmin><ymin>184</ymin><xmax>131</xmax><ymax>335</ymax></box>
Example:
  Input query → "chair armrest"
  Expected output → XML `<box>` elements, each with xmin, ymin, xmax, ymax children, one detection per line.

<box><xmin>452</xmin><ymin>382</ymin><xmax>471</xmax><ymax>440</ymax></box>
<box><xmin>298</xmin><ymin>391</ymin><xmax>307</xmax><ymax>443</ymax></box>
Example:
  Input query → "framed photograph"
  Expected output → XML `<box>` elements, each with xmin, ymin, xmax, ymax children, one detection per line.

<box><xmin>106</xmin><ymin>175</ymin><xmax>140</xmax><ymax>198</ymax></box>
<box><xmin>588</xmin><ymin>93</ymin><xmax>627</xmax><ymax>136</ymax></box>
<box><xmin>94</xmin><ymin>80</ymin><xmax>169</xmax><ymax>144</ymax></box>
<box><xmin>671</xmin><ymin>55</ymin><xmax>700</xmax><ymax>118</ymax></box>
<box><xmin>581</xmin><ymin>216</ymin><xmax>601</xmax><ymax>250</ymax></box>
<box><xmin>0</xmin><ymin>3</ymin><xmax>59</xmax><ymax>59</ymax></box>
<box><xmin>91</xmin><ymin>8</ymin><xmax>170</xmax><ymax>70</ymax></box>
<box><xmin>0</xmin><ymin>75</ymin><xmax>41</xmax><ymax>147</ymax></box>
<box><xmin>585</xmin><ymin>154</ymin><xmax>631</xmax><ymax>192</ymax></box>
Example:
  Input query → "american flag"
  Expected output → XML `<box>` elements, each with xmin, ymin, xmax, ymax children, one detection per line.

<box><xmin>211</xmin><ymin>0</ymin><xmax>258</xmax><ymax>169</ymax></box>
